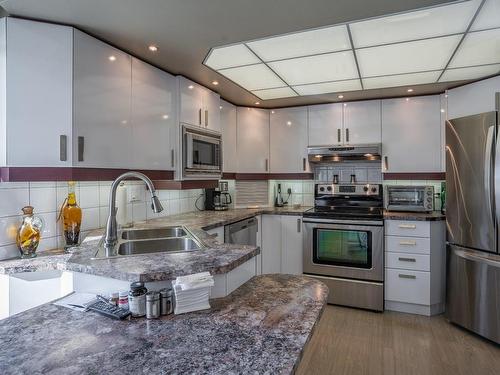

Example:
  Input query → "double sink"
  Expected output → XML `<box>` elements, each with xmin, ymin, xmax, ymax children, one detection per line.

<box><xmin>92</xmin><ymin>226</ymin><xmax>205</xmax><ymax>259</ymax></box>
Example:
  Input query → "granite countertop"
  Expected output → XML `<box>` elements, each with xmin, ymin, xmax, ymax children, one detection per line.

<box><xmin>383</xmin><ymin>210</ymin><xmax>446</xmax><ymax>221</ymax></box>
<box><xmin>0</xmin><ymin>274</ymin><xmax>328</xmax><ymax>375</ymax></box>
<box><xmin>0</xmin><ymin>207</ymin><xmax>311</xmax><ymax>281</ymax></box>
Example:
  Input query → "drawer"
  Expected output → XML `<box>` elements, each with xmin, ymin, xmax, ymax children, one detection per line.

<box><xmin>385</xmin><ymin>236</ymin><xmax>430</xmax><ymax>254</ymax></box>
<box><xmin>385</xmin><ymin>220</ymin><xmax>430</xmax><ymax>238</ymax></box>
<box><xmin>386</xmin><ymin>252</ymin><xmax>430</xmax><ymax>271</ymax></box>
<box><xmin>385</xmin><ymin>268</ymin><xmax>430</xmax><ymax>305</ymax></box>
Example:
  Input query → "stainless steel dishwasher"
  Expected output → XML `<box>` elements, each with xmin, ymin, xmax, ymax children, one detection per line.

<box><xmin>224</xmin><ymin>217</ymin><xmax>257</xmax><ymax>246</ymax></box>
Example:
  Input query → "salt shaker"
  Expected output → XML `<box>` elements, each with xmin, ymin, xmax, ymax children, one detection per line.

<box><xmin>159</xmin><ymin>288</ymin><xmax>174</xmax><ymax>315</ymax></box>
<box><xmin>146</xmin><ymin>291</ymin><xmax>160</xmax><ymax>319</ymax></box>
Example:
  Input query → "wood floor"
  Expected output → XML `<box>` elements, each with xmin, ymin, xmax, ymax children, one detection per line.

<box><xmin>296</xmin><ymin>305</ymin><xmax>500</xmax><ymax>375</ymax></box>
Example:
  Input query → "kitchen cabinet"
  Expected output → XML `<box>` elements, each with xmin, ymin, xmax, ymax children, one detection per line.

<box><xmin>131</xmin><ymin>57</ymin><xmax>176</xmax><ymax>170</ymax></box>
<box><xmin>308</xmin><ymin>103</ymin><xmax>343</xmax><ymax>146</ymax></box>
<box><xmin>381</xmin><ymin>96</ymin><xmax>443</xmax><ymax>173</ymax></box>
<box><xmin>343</xmin><ymin>100</ymin><xmax>381</xmax><ymax>144</ymax></box>
<box><xmin>261</xmin><ymin>215</ymin><xmax>282</xmax><ymax>274</ymax></box>
<box><xmin>73</xmin><ymin>30</ymin><xmax>133</xmax><ymax>168</ymax></box>
<box><xmin>220</xmin><ymin>100</ymin><xmax>237</xmax><ymax>173</ymax></box>
<box><xmin>236</xmin><ymin>107</ymin><xmax>270</xmax><ymax>173</ymax></box>
<box><xmin>178</xmin><ymin>76</ymin><xmax>220</xmax><ymax>132</ymax></box>
<box><xmin>1</xmin><ymin>18</ymin><xmax>73</xmax><ymax>167</ymax></box>
<box><xmin>270</xmin><ymin>107</ymin><xmax>309</xmax><ymax>173</ymax></box>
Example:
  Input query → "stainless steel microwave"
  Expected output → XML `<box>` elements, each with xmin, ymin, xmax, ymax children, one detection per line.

<box><xmin>182</xmin><ymin>125</ymin><xmax>222</xmax><ymax>179</ymax></box>
<box><xmin>384</xmin><ymin>185</ymin><xmax>434</xmax><ymax>212</ymax></box>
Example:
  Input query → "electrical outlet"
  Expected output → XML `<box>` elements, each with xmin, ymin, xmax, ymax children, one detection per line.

<box><xmin>287</xmin><ymin>188</ymin><xmax>292</xmax><ymax>195</ymax></box>
<box><xmin>128</xmin><ymin>185</ymin><xmax>143</xmax><ymax>203</ymax></box>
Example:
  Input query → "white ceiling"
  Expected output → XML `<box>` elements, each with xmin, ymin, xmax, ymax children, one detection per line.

<box><xmin>205</xmin><ymin>0</ymin><xmax>500</xmax><ymax>100</ymax></box>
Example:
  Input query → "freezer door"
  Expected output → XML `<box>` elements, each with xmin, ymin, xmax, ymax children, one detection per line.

<box><xmin>446</xmin><ymin>112</ymin><xmax>497</xmax><ymax>253</ymax></box>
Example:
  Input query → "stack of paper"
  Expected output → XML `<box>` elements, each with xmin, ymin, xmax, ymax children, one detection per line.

<box><xmin>173</xmin><ymin>272</ymin><xmax>214</xmax><ymax>314</ymax></box>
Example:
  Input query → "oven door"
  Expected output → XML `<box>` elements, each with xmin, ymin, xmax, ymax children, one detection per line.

<box><xmin>303</xmin><ymin>218</ymin><xmax>384</xmax><ymax>282</ymax></box>
<box><xmin>183</xmin><ymin>126</ymin><xmax>222</xmax><ymax>176</ymax></box>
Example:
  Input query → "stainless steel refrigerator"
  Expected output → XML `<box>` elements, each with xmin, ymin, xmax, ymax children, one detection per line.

<box><xmin>446</xmin><ymin>94</ymin><xmax>500</xmax><ymax>344</ymax></box>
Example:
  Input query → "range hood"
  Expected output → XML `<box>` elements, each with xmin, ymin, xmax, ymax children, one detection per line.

<box><xmin>308</xmin><ymin>144</ymin><xmax>381</xmax><ymax>163</ymax></box>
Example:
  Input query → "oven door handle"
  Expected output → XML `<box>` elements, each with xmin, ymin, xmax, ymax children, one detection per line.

<box><xmin>302</xmin><ymin>218</ymin><xmax>384</xmax><ymax>226</ymax></box>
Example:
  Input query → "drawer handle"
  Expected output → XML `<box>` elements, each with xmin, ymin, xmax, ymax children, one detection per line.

<box><xmin>398</xmin><ymin>224</ymin><xmax>417</xmax><ymax>229</ymax></box>
<box><xmin>398</xmin><ymin>257</ymin><xmax>416</xmax><ymax>262</ymax></box>
<box><xmin>399</xmin><ymin>240</ymin><xmax>417</xmax><ymax>246</ymax></box>
<box><xmin>398</xmin><ymin>274</ymin><xmax>416</xmax><ymax>279</ymax></box>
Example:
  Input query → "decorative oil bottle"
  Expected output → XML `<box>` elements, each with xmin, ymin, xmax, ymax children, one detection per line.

<box><xmin>16</xmin><ymin>206</ymin><xmax>44</xmax><ymax>258</ymax></box>
<box><xmin>59</xmin><ymin>181</ymin><xmax>82</xmax><ymax>249</ymax></box>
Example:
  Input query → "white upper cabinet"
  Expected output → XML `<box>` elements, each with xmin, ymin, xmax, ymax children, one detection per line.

<box><xmin>270</xmin><ymin>107</ymin><xmax>309</xmax><ymax>173</ymax></box>
<box><xmin>131</xmin><ymin>58</ymin><xmax>176</xmax><ymax>170</ymax></box>
<box><xmin>343</xmin><ymin>100</ymin><xmax>381</xmax><ymax>144</ymax></box>
<box><xmin>237</xmin><ymin>107</ymin><xmax>270</xmax><ymax>173</ymax></box>
<box><xmin>308</xmin><ymin>104</ymin><xmax>343</xmax><ymax>146</ymax></box>
<box><xmin>447</xmin><ymin>76</ymin><xmax>500</xmax><ymax>119</ymax></box>
<box><xmin>382</xmin><ymin>96</ymin><xmax>443</xmax><ymax>173</ymax></box>
<box><xmin>220</xmin><ymin>100</ymin><xmax>237</xmax><ymax>173</ymax></box>
<box><xmin>73</xmin><ymin>30</ymin><xmax>132</xmax><ymax>168</ymax></box>
<box><xmin>178</xmin><ymin>76</ymin><xmax>220</xmax><ymax>131</ymax></box>
<box><xmin>3</xmin><ymin>18</ymin><xmax>73</xmax><ymax>166</ymax></box>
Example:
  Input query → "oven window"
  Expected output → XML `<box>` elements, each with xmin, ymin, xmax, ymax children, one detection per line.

<box><xmin>192</xmin><ymin>139</ymin><xmax>219</xmax><ymax>167</ymax></box>
<box><xmin>313</xmin><ymin>228</ymin><xmax>372</xmax><ymax>269</ymax></box>
<box><xmin>388</xmin><ymin>188</ymin><xmax>424</xmax><ymax>207</ymax></box>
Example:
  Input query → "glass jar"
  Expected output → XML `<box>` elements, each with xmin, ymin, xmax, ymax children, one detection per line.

<box><xmin>59</xmin><ymin>181</ymin><xmax>82</xmax><ymax>250</ymax></box>
<box><xmin>16</xmin><ymin>206</ymin><xmax>44</xmax><ymax>258</ymax></box>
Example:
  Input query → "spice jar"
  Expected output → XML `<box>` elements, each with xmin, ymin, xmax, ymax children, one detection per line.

<box><xmin>128</xmin><ymin>282</ymin><xmax>147</xmax><ymax>317</ymax></box>
<box><xmin>110</xmin><ymin>291</ymin><xmax>119</xmax><ymax>306</ymax></box>
<box><xmin>118</xmin><ymin>290</ymin><xmax>129</xmax><ymax>310</ymax></box>
<box><xmin>159</xmin><ymin>288</ymin><xmax>174</xmax><ymax>315</ymax></box>
<box><xmin>146</xmin><ymin>291</ymin><xmax>160</xmax><ymax>319</ymax></box>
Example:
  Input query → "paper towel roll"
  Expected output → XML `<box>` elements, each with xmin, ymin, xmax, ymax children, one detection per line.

<box><xmin>116</xmin><ymin>183</ymin><xmax>128</xmax><ymax>227</ymax></box>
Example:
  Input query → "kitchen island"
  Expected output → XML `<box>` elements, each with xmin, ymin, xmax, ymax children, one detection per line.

<box><xmin>0</xmin><ymin>274</ymin><xmax>328</xmax><ymax>375</ymax></box>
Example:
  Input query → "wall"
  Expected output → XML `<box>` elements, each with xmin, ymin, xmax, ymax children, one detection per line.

<box><xmin>0</xmin><ymin>181</ymin><xmax>203</xmax><ymax>260</ymax></box>
<box><xmin>268</xmin><ymin>180</ymin><xmax>315</xmax><ymax>207</ymax></box>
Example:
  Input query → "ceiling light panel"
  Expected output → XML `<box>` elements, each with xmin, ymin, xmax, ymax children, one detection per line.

<box><xmin>470</xmin><ymin>0</ymin><xmax>500</xmax><ymax>31</ymax></box>
<box><xmin>252</xmin><ymin>87</ymin><xmax>298</xmax><ymax>100</ymax></box>
<box><xmin>440</xmin><ymin>64</ymin><xmax>500</xmax><ymax>82</ymax></box>
<box><xmin>349</xmin><ymin>1</ymin><xmax>477</xmax><ymax>48</ymax></box>
<box><xmin>246</xmin><ymin>25</ymin><xmax>350</xmax><ymax>61</ymax></box>
<box><xmin>218</xmin><ymin>63</ymin><xmax>285</xmax><ymax>90</ymax></box>
<box><xmin>362</xmin><ymin>71</ymin><xmax>440</xmax><ymax>89</ymax></box>
<box><xmin>357</xmin><ymin>35</ymin><xmax>461</xmax><ymax>77</ymax></box>
<box><xmin>205</xmin><ymin>44</ymin><xmax>260</xmax><ymax>70</ymax></box>
<box><xmin>268</xmin><ymin>51</ymin><xmax>358</xmax><ymax>86</ymax></box>
<box><xmin>293</xmin><ymin>79</ymin><xmax>362</xmax><ymax>95</ymax></box>
<box><xmin>449</xmin><ymin>28</ymin><xmax>500</xmax><ymax>68</ymax></box>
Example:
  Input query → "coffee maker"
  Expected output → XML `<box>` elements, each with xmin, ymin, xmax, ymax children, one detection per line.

<box><xmin>205</xmin><ymin>182</ymin><xmax>232</xmax><ymax>211</ymax></box>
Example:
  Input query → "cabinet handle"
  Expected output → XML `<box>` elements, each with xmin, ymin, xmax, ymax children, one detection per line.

<box><xmin>398</xmin><ymin>274</ymin><xmax>417</xmax><ymax>279</ymax></box>
<box><xmin>337</xmin><ymin>128</ymin><xmax>341</xmax><ymax>143</ymax></box>
<box><xmin>265</xmin><ymin>159</ymin><xmax>269</xmax><ymax>172</ymax></box>
<box><xmin>302</xmin><ymin>157</ymin><xmax>306</xmax><ymax>171</ymax></box>
<box><xmin>345</xmin><ymin>128</ymin><xmax>350</xmax><ymax>143</ymax></box>
<box><xmin>399</xmin><ymin>240</ymin><xmax>417</xmax><ymax>246</ymax></box>
<box><xmin>59</xmin><ymin>135</ymin><xmax>67</xmax><ymax>162</ymax></box>
<box><xmin>383</xmin><ymin>156</ymin><xmax>389</xmax><ymax>171</ymax></box>
<box><xmin>77</xmin><ymin>136</ymin><xmax>84</xmax><ymax>162</ymax></box>
<box><xmin>205</xmin><ymin>110</ymin><xmax>208</xmax><ymax>127</ymax></box>
<box><xmin>398</xmin><ymin>257</ymin><xmax>416</xmax><ymax>262</ymax></box>
<box><xmin>398</xmin><ymin>224</ymin><xmax>417</xmax><ymax>229</ymax></box>
<box><xmin>198</xmin><ymin>108</ymin><xmax>202</xmax><ymax>125</ymax></box>
<box><xmin>171</xmin><ymin>149</ymin><xmax>175</xmax><ymax>168</ymax></box>
<box><xmin>297</xmin><ymin>218</ymin><xmax>301</xmax><ymax>233</ymax></box>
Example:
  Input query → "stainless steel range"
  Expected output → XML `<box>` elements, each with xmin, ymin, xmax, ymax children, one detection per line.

<box><xmin>303</xmin><ymin>183</ymin><xmax>384</xmax><ymax>311</ymax></box>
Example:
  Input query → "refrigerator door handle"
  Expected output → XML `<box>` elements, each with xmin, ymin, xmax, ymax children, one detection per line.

<box><xmin>485</xmin><ymin>126</ymin><xmax>495</xmax><ymax>224</ymax></box>
<box><xmin>495</xmin><ymin>124</ymin><xmax>500</xmax><ymax>235</ymax></box>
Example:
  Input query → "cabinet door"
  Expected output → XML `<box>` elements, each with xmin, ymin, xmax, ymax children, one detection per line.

<box><xmin>73</xmin><ymin>30</ymin><xmax>132</xmax><ymax>168</ymax></box>
<box><xmin>203</xmin><ymin>90</ymin><xmax>221</xmax><ymax>132</ymax></box>
<box><xmin>237</xmin><ymin>107</ymin><xmax>270</xmax><ymax>173</ymax></box>
<box><xmin>270</xmin><ymin>107</ymin><xmax>309</xmax><ymax>173</ymax></box>
<box><xmin>382</xmin><ymin>96</ymin><xmax>442</xmax><ymax>173</ymax></box>
<box><xmin>131</xmin><ymin>58</ymin><xmax>176</xmax><ymax>170</ymax></box>
<box><xmin>6</xmin><ymin>18</ymin><xmax>73</xmax><ymax>166</ymax></box>
<box><xmin>178</xmin><ymin>76</ymin><xmax>204</xmax><ymax>127</ymax></box>
<box><xmin>220</xmin><ymin>100</ymin><xmax>237</xmax><ymax>173</ymax></box>
<box><xmin>281</xmin><ymin>216</ymin><xmax>303</xmax><ymax>275</ymax></box>
<box><xmin>343</xmin><ymin>100</ymin><xmax>381</xmax><ymax>144</ymax></box>
<box><xmin>261</xmin><ymin>215</ymin><xmax>282</xmax><ymax>274</ymax></box>
<box><xmin>308</xmin><ymin>103</ymin><xmax>343</xmax><ymax>146</ymax></box>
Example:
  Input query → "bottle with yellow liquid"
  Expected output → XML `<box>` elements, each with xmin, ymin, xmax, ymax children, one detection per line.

<box><xmin>59</xmin><ymin>181</ymin><xmax>82</xmax><ymax>249</ymax></box>
<box><xmin>17</xmin><ymin>206</ymin><xmax>44</xmax><ymax>258</ymax></box>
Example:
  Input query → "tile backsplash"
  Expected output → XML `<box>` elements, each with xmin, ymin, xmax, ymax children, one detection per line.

<box><xmin>268</xmin><ymin>180</ymin><xmax>315</xmax><ymax>207</ymax></box>
<box><xmin>0</xmin><ymin>181</ymin><xmax>203</xmax><ymax>260</ymax></box>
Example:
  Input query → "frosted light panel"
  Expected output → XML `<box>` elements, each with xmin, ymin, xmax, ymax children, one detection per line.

<box><xmin>470</xmin><ymin>0</ymin><xmax>500</xmax><ymax>31</ymax></box>
<box><xmin>349</xmin><ymin>1</ymin><xmax>477</xmax><ymax>48</ymax></box>
<box><xmin>440</xmin><ymin>64</ymin><xmax>500</xmax><ymax>82</ymax></box>
<box><xmin>449</xmin><ymin>29</ymin><xmax>500</xmax><ymax>68</ymax></box>
<box><xmin>252</xmin><ymin>87</ymin><xmax>298</xmax><ymax>100</ymax></box>
<box><xmin>247</xmin><ymin>25</ymin><xmax>351</xmax><ymax>61</ymax></box>
<box><xmin>363</xmin><ymin>71</ymin><xmax>440</xmax><ymax>89</ymax></box>
<box><xmin>357</xmin><ymin>35</ymin><xmax>461</xmax><ymax>77</ymax></box>
<box><xmin>268</xmin><ymin>51</ymin><xmax>358</xmax><ymax>85</ymax></box>
<box><xmin>218</xmin><ymin>64</ymin><xmax>285</xmax><ymax>91</ymax></box>
<box><xmin>205</xmin><ymin>44</ymin><xmax>260</xmax><ymax>70</ymax></box>
<box><xmin>293</xmin><ymin>79</ymin><xmax>362</xmax><ymax>95</ymax></box>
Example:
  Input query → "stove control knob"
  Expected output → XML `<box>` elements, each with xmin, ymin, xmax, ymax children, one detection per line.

<box><xmin>327</xmin><ymin>186</ymin><xmax>332</xmax><ymax>192</ymax></box>
<box><xmin>371</xmin><ymin>187</ymin><xmax>377</xmax><ymax>193</ymax></box>
<box><xmin>363</xmin><ymin>186</ymin><xmax>369</xmax><ymax>192</ymax></box>
<box><xmin>319</xmin><ymin>187</ymin><xmax>325</xmax><ymax>192</ymax></box>
<box><xmin>427</xmin><ymin>197</ymin><xmax>432</xmax><ymax>202</ymax></box>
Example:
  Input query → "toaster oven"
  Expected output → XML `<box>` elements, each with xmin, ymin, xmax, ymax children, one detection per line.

<box><xmin>384</xmin><ymin>185</ymin><xmax>434</xmax><ymax>212</ymax></box>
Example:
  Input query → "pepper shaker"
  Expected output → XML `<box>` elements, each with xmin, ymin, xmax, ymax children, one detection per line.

<box><xmin>159</xmin><ymin>288</ymin><xmax>174</xmax><ymax>315</ymax></box>
<box><xmin>146</xmin><ymin>291</ymin><xmax>160</xmax><ymax>319</ymax></box>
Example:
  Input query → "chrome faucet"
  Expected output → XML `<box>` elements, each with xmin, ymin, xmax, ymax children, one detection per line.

<box><xmin>104</xmin><ymin>172</ymin><xmax>163</xmax><ymax>249</ymax></box>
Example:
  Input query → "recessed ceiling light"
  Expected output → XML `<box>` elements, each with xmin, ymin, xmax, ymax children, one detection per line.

<box><xmin>188</xmin><ymin>85</ymin><xmax>194</xmax><ymax>89</ymax></box>
<box><xmin>407</xmin><ymin>88</ymin><xmax>414</xmax><ymax>92</ymax></box>
<box><xmin>219</xmin><ymin>105</ymin><xmax>223</xmax><ymax>109</ymax></box>
<box><xmin>338</xmin><ymin>94</ymin><xmax>344</xmax><ymax>99</ymax></box>
<box><xmin>108</xmin><ymin>55</ymin><xmax>116</xmax><ymax>61</ymax></box>
<box><xmin>286</xmin><ymin>121</ymin><xmax>292</xmax><ymax>126</ymax></box>
<box><xmin>255</xmin><ymin>101</ymin><xmax>260</xmax><ymax>105</ymax></box>
<box><xmin>162</xmin><ymin>114</ymin><xmax>169</xmax><ymax>119</ymax></box>
<box><xmin>212</xmin><ymin>80</ymin><xmax>219</xmax><ymax>85</ymax></box>
<box><xmin>148</xmin><ymin>45</ymin><xmax>158</xmax><ymax>52</ymax></box>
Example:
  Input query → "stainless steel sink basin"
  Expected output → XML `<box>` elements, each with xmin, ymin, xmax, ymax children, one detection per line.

<box><xmin>117</xmin><ymin>238</ymin><xmax>201</xmax><ymax>256</ymax></box>
<box><xmin>121</xmin><ymin>227</ymin><xmax>187</xmax><ymax>240</ymax></box>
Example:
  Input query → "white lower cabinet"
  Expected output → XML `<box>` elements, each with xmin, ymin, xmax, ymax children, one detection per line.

<box><xmin>384</xmin><ymin>219</ymin><xmax>446</xmax><ymax>316</ymax></box>
<box><xmin>261</xmin><ymin>215</ymin><xmax>282</xmax><ymax>274</ymax></box>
